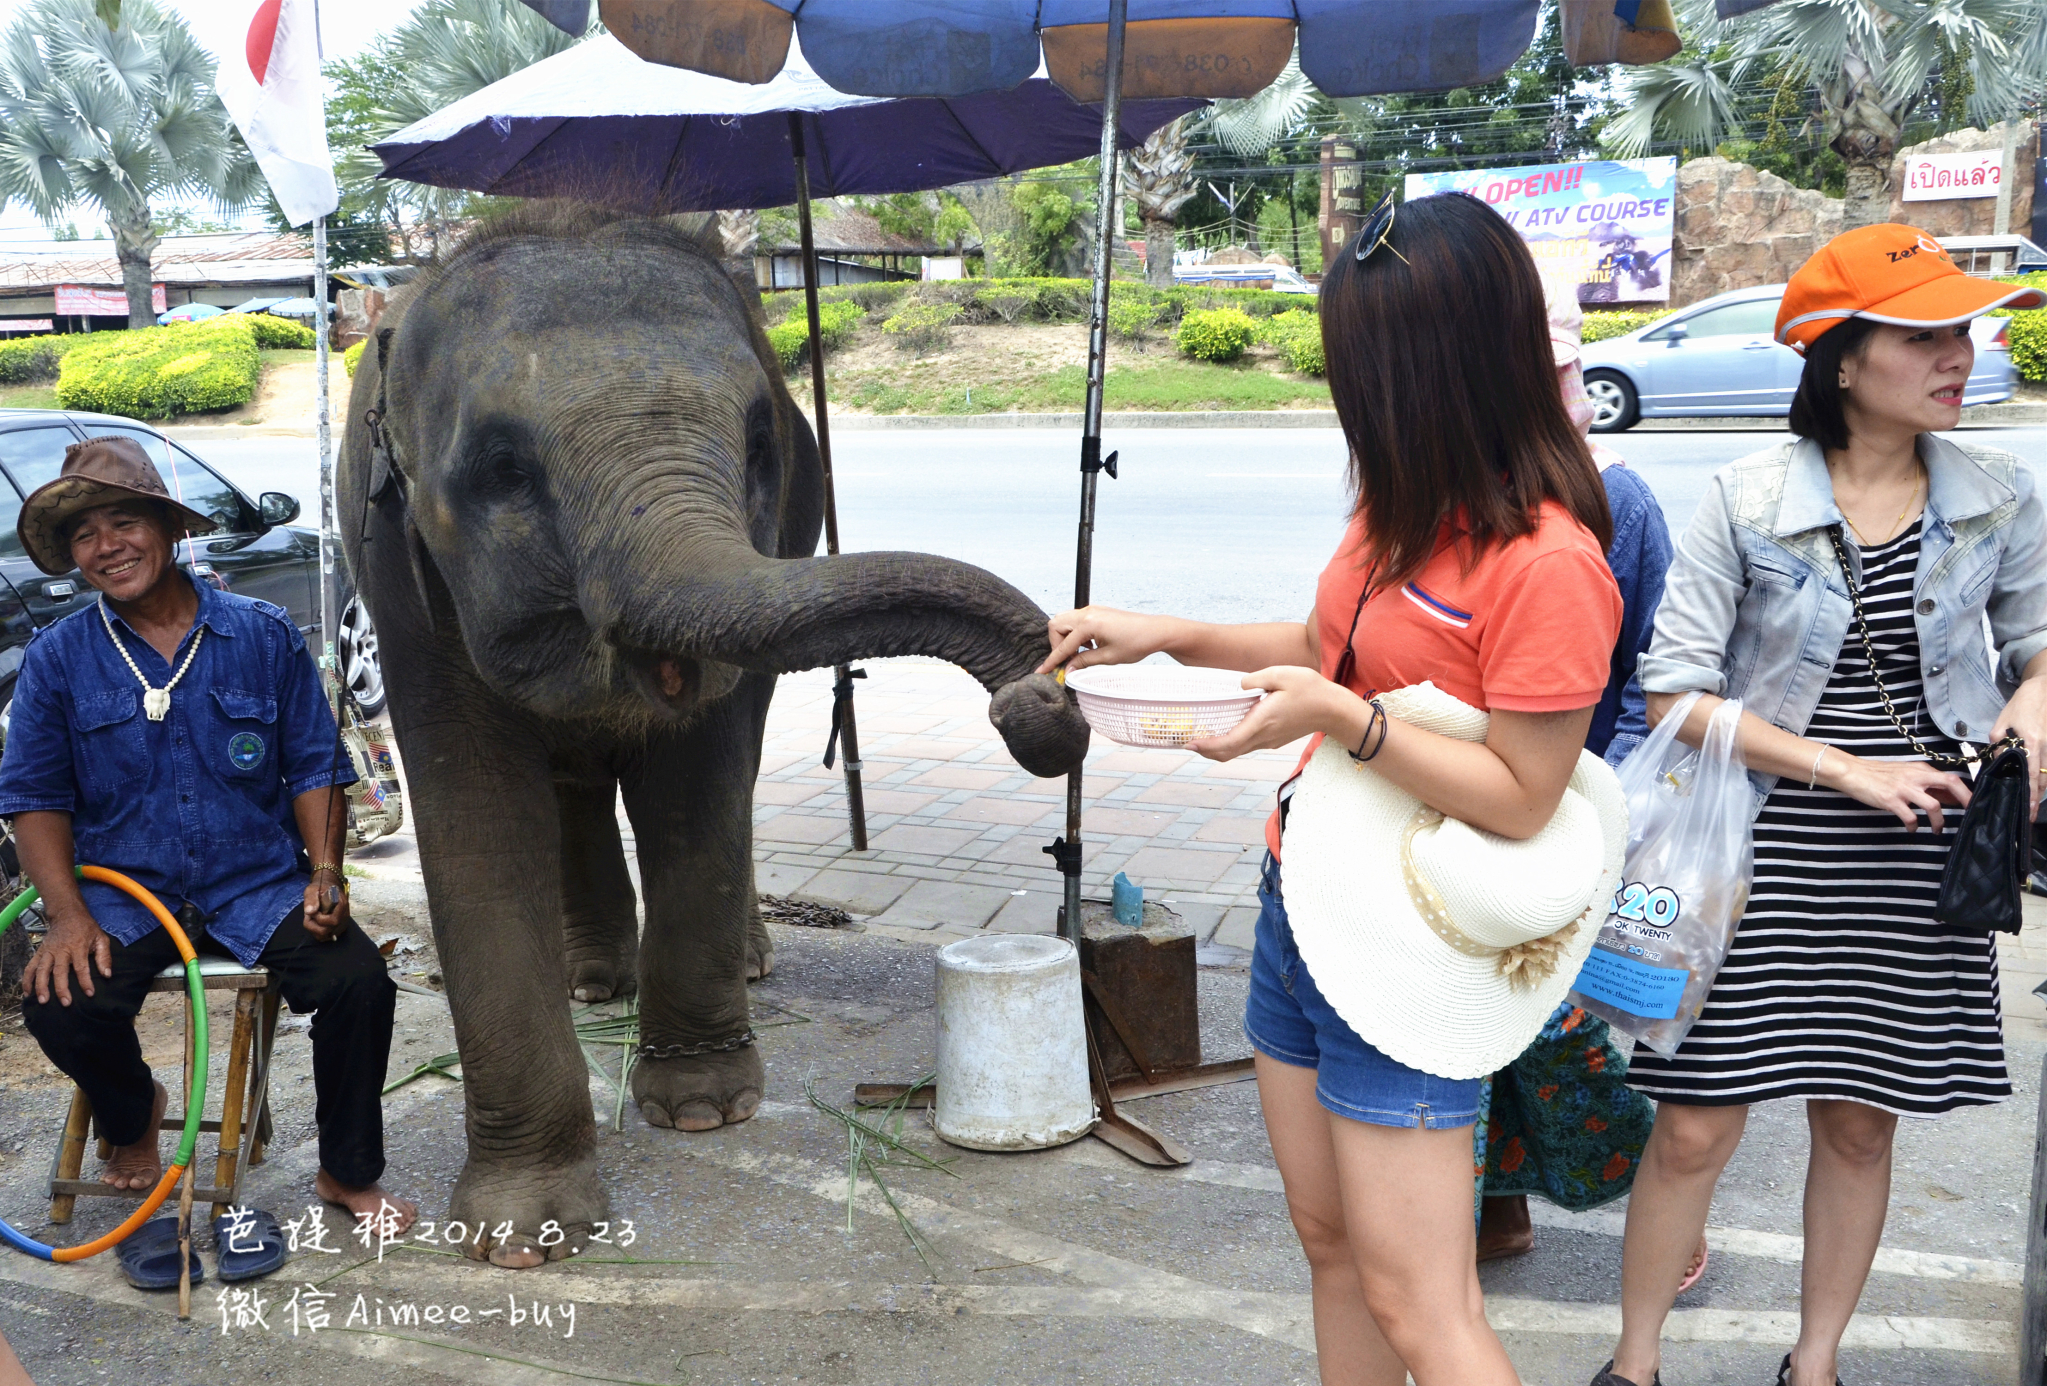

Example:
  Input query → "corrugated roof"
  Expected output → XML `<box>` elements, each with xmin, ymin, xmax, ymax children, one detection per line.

<box><xmin>0</xmin><ymin>231</ymin><xmax>316</xmax><ymax>290</ymax></box>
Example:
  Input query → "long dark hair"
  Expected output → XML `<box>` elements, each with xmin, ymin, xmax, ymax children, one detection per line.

<box><xmin>1788</xmin><ymin>315</ymin><xmax>1881</xmax><ymax>453</ymax></box>
<box><xmin>1319</xmin><ymin>193</ymin><xmax>1611</xmax><ymax>587</ymax></box>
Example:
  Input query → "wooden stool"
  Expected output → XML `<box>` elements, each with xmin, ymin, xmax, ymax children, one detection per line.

<box><xmin>48</xmin><ymin>958</ymin><xmax>282</xmax><ymax>1223</ymax></box>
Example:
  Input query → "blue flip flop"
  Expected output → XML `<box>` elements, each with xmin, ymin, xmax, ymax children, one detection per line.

<box><xmin>211</xmin><ymin>1208</ymin><xmax>287</xmax><ymax>1282</ymax></box>
<box><xmin>116</xmin><ymin>1218</ymin><xmax>202</xmax><ymax>1291</ymax></box>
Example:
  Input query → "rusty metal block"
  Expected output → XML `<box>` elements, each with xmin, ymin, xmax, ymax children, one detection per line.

<box><xmin>1073</xmin><ymin>899</ymin><xmax>1200</xmax><ymax>1084</ymax></box>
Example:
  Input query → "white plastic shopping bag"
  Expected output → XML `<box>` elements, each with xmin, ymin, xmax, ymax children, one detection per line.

<box><xmin>1567</xmin><ymin>692</ymin><xmax>1753</xmax><ymax>1057</ymax></box>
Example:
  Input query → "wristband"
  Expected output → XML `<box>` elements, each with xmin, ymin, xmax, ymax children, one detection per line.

<box><xmin>1807</xmin><ymin>744</ymin><xmax>1828</xmax><ymax>790</ymax></box>
<box><xmin>310</xmin><ymin>861</ymin><xmax>345</xmax><ymax>880</ymax></box>
<box><xmin>1348</xmin><ymin>699</ymin><xmax>1389</xmax><ymax>764</ymax></box>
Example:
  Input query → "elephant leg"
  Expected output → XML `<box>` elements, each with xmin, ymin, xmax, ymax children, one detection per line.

<box><xmin>621</xmin><ymin>673</ymin><xmax>774</xmax><ymax>1132</ymax></box>
<box><xmin>397</xmin><ymin>707</ymin><xmax>609</xmax><ymax>1268</ymax></box>
<box><xmin>557</xmin><ymin>778</ymin><xmax>640</xmax><ymax>1002</ymax></box>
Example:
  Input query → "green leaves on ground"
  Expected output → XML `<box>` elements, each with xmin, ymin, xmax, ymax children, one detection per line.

<box><xmin>55</xmin><ymin>319</ymin><xmax>261</xmax><ymax>419</ymax></box>
<box><xmin>0</xmin><ymin>334</ymin><xmax>87</xmax><ymax>384</ymax></box>
<box><xmin>766</xmin><ymin>300</ymin><xmax>866</xmax><ymax>369</ymax></box>
<box><xmin>1175</xmin><ymin>307</ymin><xmax>1257</xmax><ymax>363</ymax></box>
<box><xmin>1256</xmin><ymin>310</ymin><xmax>1324</xmax><ymax>375</ymax></box>
<box><xmin>244</xmin><ymin>316</ymin><xmax>317</xmax><ymax>350</ymax></box>
<box><xmin>881</xmin><ymin>301</ymin><xmax>962</xmax><ymax>354</ymax></box>
<box><xmin>1581</xmin><ymin>309</ymin><xmax>1675</xmax><ymax>344</ymax></box>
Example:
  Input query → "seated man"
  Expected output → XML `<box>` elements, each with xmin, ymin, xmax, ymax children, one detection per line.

<box><xmin>1</xmin><ymin>436</ymin><xmax>413</xmax><ymax>1234</ymax></box>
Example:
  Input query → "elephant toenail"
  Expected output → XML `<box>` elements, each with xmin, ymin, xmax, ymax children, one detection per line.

<box><xmin>671</xmin><ymin>1101</ymin><xmax>724</xmax><ymax>1131</ymax></box>
<box><xmin>640</xmin><ymin>1101</ymin><xmax>676</xmax><ymax>1129</ymax></box>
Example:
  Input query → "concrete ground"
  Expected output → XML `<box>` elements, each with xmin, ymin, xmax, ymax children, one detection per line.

<box><xmin>1</xmin><ymin>422</ymin><xmax>2038</xmax><ymax>1383</ymax></box>
<box><xmin>0</xmin><ymin>657</ymin><xmax>2039</xmax><ymax>1385</ymax></box>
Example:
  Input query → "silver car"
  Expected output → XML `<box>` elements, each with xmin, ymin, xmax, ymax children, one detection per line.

<box><xmin>1576</xmin><ymin>284</ymin><xmax>2021</xmax><ymax>432</ymax></box>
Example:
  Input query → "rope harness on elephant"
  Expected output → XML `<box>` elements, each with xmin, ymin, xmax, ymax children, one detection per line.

<box><xmin>635</xmin><ymin>1029</ymin><xmax>757</xmax><ymax>1060</ymax></box>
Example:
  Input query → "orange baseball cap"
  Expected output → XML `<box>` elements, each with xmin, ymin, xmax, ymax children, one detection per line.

<box><xmin>1775</xmin><ymin>223</ymin><xmax>2046</xmax><ymax>353</ymax></box>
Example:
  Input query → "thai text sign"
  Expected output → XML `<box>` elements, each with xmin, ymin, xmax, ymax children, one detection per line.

<box><xmin>54</xmin><ymin>283</ymin><xmax>167</xmax><ymax>315</ymax></box>
<box><xmin>1902</xmin><ymin>150</ymin><xmax>2004</xmax><ymax>201</ymax></box>
<box><xmin>1404</xmin><ymin>157</ymin><xmax>1678</xmax><ymax>303</ymax></box>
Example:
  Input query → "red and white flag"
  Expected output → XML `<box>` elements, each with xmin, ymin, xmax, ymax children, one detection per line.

<box><xmin>217</xmin><ymin>0</ymin><xmax>337</xmax><ymax>228</ymax></box>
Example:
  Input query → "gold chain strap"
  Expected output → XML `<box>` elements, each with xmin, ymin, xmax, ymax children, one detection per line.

<box><xmin>1826</xmin><ymin>525</ymin><xmax>2014</xmax><ymax>770</ymax></box>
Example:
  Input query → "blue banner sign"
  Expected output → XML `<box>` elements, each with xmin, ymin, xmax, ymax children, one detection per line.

<box><xmin>1404</xmin><ymin>156</ymin><xmax>1678</xmax><ymax>303</ymax></box>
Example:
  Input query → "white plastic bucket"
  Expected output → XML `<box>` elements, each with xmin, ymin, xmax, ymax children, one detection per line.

<box><xmin>933</xmin><ymin>934</ymin><xmax>1096</xmax><ymax>1151</ymax></box>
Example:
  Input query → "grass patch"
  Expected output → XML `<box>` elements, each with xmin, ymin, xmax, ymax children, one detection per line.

<box><xmin>840</xmin><ymin>358</ymin><xmax>1329</xmax><ymax>415</ymax></box>
<box><xmin>0</xmin><ymin>382</ymin><xmax>61</xmax><ymax>410</ymax></box>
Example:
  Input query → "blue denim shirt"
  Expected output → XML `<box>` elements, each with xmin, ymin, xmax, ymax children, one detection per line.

<box><xmin>0</xmin><ymin>573</ymin><xmax>356</xmax><ymax>964</ymax></box>
<box><xmin>1592</xmin><ymin>462</ymin><xmax>1672</xmax><ymax>764</ymax></box>
<box><xmin>1640</xmin><ymin>435</ymin><xmax>2047</xmax><ymax>815</ymax></box>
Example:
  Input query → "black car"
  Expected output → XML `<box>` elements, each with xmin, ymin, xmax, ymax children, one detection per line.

<box><xmin>0</xmin><ymin>409</ymin><xmax>385</xmax><ymax>715</ymax></box>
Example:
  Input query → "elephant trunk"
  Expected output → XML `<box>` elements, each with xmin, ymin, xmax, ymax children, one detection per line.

<box><xmin>609</xmin><ymin>537</ymin><xmax>1091</xmax><ymax>777</ymax></box>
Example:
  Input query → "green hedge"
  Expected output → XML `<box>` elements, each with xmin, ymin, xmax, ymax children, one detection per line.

<box><xmin>55</xmin><ymin>319</ymin><xmax>260</xmax><ymax>419</ymax></box>
<box><xmin>881</xmin><ymin>300</ymin><xmax>961</xmax><ymax>353</ymax></box>
<box><xmin>0</xmin><ymin>334</ymin><xmax>87</xmax><ymax>384</ymax></box>
<box><xmin>766</xmin><ymin>300</ymin><xmax>865</xmax><ymax>370</ymax></box>
<box><xmin>1257</xmin><ymin>309</ymin><xmax>1325</xmax><ymax>375</ymax></box>
<box><xmin>1581</xmin><ymin>309</ymin><xmax>1674</xmax><ymax>344</ymax></box>
<box><xmin>1176</xmin><ymin>307</ymin><xmax>1256</xmax><ymax>363</ymax></box>
<box><xmin>1992</xmin><ymin>274</ymin><xmax>2047</xmax><ymax>383</ymax></box>
<box><xmin>763</xmin><ymin>277</ymin><xmax>1318</xmax><ymax>334</ymax></box>
<box><xmin>343</xmin><ymin>341</ymin><xmax>365</xmax><ymax>378</ymax></box>
<box><xmin>242</xmin><ymin>313</ymin><xmax>316</xmax><ymax>349</ymax></box>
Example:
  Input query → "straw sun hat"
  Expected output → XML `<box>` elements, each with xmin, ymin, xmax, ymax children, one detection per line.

<box><xmin>1279</xmin><ymin>682</ymin><xmax>1627</xmax><ymax>1080</ymax></box>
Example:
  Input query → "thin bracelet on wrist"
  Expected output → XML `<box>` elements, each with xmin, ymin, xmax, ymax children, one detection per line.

<box><xmin>1349</xmin><ymin>698</ymin><xmax>1389</xmax><ymax>763</ymax></box>
<box><xmin>1808</xmin><ymin>744</ymin><xmax>1829</xmax><ymax>790</ymax></box>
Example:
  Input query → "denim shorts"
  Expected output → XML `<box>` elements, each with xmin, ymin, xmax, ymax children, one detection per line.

<box><xmin>1243</xmin><ymin>855</ymin><xmax>1483</xmax><ymax>1130</ymax></box>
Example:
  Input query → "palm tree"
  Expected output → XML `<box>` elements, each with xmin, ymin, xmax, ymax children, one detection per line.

<box><xmin>330</xmin><ymin>0</ymin><xmax>589</xmax><ymax>262</ymax></box>
<box><xmin>0</xmin><ymin>0</ymin><xmax>258</xmax><ymax>327</ymax></box>
<box><xmin>1121</xmin><ymin>52</ymin><xmax>1319</xmax><ymax>287</ymax></box>
<box><xmin>1604</xmin><ymin>0</ymin><xmax>2047</xmax><ymax>228</ymax></box>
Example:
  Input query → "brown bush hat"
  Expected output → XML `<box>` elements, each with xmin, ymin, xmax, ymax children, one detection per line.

<box><xmin>17</xmin><ymin>435</ymin><xmax>217</xmax><ymax>576</ymax></box>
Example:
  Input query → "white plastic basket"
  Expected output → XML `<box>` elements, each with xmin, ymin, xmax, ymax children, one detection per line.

<box><xmin>1063</xmin><ymin>665</ymin><xmax>1261</xmax><ymax>749</ymax></box>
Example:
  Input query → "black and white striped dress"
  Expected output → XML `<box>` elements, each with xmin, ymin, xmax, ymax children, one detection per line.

<box><xmin>1628</xmin><ymin>521</ymin><xmax>2011</xmax><ymax>1116</ymax></box>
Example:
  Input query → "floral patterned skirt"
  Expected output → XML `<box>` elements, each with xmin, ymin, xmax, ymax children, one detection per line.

<box><xmin>1475</xmin><ymin>1003</ymin><xmax>1654</xmax><ymax>1209</ymax></box>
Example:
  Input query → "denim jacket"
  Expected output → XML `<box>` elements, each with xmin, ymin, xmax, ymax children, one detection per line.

<box><xmin>1638</xmin><ymin>434</ymin><xmax>2047</xmax><ymax>814</ymax></box>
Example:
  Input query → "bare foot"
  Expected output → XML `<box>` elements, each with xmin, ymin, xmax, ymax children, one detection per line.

<box><xmin>99</xmin><ymin>1082</ymin><xmax>167</xmax><ymax>1191</ymax></box>
<box><xmin>314</xmin><ymin>1168</ymin><xmax>418</xmax><ymax>1235</ymax></box>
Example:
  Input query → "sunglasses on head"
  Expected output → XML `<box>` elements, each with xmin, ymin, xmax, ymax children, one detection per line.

<box><xmin>1354</xmin><ymin>191</ymin><xmax>1410</xmax><ymax>266</ymax></box>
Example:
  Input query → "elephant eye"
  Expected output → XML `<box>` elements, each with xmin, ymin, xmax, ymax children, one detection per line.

<box><xmin>468</xmin><ymin>435</ymin><xmax>536</xmax><ymax>498</ymax></box>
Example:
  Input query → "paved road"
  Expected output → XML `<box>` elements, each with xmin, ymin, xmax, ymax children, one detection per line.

<box><xmin>187</xmin><ymin>425</ymin><xmax>2047</xmax><ymax>630</ymax></box>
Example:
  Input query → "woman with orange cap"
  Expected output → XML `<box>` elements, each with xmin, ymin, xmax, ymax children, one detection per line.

<box><xmin>1589</xmin><ymin>228</ymin><xmax>2047</xmax><ymax>1386</ymax></box>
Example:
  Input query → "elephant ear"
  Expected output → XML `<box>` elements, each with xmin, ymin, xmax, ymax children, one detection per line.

<box><xmin>402</xmin><ymin>511</ymin><xmax>440</xmax><ymax>636</ymax></box>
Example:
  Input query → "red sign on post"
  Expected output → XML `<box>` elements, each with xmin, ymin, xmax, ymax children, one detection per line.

<box><xmin>54</xmin><ymin>284</ymin><xmax>168</xmax><ymax>315</ymax></box>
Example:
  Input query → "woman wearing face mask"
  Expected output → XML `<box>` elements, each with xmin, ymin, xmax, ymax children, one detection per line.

<box><xmin>1591</xmin><ymin>228</ymin><xmax>2047</xmax><ymax>1386</ymax></box>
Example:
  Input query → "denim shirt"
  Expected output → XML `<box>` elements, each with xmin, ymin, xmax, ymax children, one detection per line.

<box><xmin>1638</xmin><ymin>434</ymin><xmax>2047</xmax><ymax>815</ymax></box>
<box><xmin>0</xmin><ymin>573</ymin><xmax>356</xmax><ymax>964</ymax></box>
<box><xmin>1592</xmin><ymin>462</ymin><xmax>1672</xmax><ymax>764</ymax></box>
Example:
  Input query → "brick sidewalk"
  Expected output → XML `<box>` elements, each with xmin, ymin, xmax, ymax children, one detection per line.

<box><xmin>726</xmin><ymin>658</ymin><xmax>1304</xmax><ymax>949</ymax></box>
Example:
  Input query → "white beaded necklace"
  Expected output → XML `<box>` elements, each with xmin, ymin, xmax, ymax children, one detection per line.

<box><xmin>100</xmin><ymin>598</ymin><xmax>203</xmax><ymax>721</ymax></box>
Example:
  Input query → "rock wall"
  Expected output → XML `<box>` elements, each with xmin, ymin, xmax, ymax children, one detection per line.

<box><xmin>1668</xmin><ymin>157</ymin><xmax>1842</xmax><ymax>307</ymax></box>
<box><xmin>1885</xmin><ymin>122</ymin><xmax>2037</xmax><ymax>238</ymax></box>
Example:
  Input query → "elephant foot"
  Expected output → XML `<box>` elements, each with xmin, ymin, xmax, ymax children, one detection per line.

<box><xmin>746</xmin><ymin>913</ymin><xmax>775</xmax><ymax>982</ymax></box>
<box><xmin>447</xmin><ymin>1151</ymin><xmax>610</xmax><ymax>1270</ymax></box>
<box><xmin>633</xmin><ymin>1043</ymin><xmax>762</xmax><ymax>1132</ymax></box>
<box><xmin>567</xmin><ymin>951</ymin><xmax>639</xmax><ymax>1004</ymax></box>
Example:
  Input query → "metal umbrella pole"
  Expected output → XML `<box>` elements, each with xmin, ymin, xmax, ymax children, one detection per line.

<box><xmin>1048</xmin><ymin>0</ymin><xmax>1129</xmax><ymax>943</ymax></box>
<box><xmin>788</xmin><ymin>112</ymin><xmax>868</xmax><ymax>851</ymax></box>
<box><xmin>313</xmin><ymin>215</ymin><xmax>340</xmax><ymax>704</ymax></box>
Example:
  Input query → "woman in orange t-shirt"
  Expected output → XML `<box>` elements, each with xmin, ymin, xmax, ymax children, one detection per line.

<box><xmin>1040</xmin><ymin>193</ymin><xmax>1620</xmax><ymax>1386</ymax></box>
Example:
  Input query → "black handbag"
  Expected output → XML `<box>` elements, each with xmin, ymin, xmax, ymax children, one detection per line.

<box><xmin>1829</xmin><ymin>527</ymin><xmax>2030</xmax><ymax>935</ymax></box>
<box><xmin>1936</xmin><ymin>743</ymin><xmax>2029</xmax><ymax>935</ymax></box>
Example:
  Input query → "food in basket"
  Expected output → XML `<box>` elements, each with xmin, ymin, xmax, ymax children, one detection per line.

<box><xmin>1062</xmin><ymin>665</ymin><xmax>1261</xmax><ymax>749</ymax></box>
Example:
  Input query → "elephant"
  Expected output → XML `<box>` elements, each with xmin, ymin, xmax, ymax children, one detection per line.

<box><xmin>338</xmin><ymin>204</ymin><xmax>1090</xmax><ymax>1267</ymax></box>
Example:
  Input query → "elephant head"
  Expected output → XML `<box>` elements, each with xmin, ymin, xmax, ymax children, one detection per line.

<box><xmin>340</xmin><ymin>205</ymin><xmax>1088</xmax><ymax>777</ymax></box>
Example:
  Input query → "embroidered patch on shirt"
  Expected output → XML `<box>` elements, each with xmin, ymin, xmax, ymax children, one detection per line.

<box><xmin>1401</xmin><ymin>582</ymin><xmax>1474</xmax><ymax>629</ymax></box>
<box><xmin>227</xmin><ymin>731</ymin><xmax>266</xmax><ymax>770</ymax></box>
